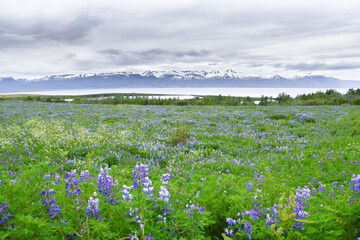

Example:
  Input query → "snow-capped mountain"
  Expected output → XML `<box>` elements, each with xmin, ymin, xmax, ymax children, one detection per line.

<box><xmin>0</xmin><ymin>70</ymin><xmax>359</xmax><ymax>93</ymax></box>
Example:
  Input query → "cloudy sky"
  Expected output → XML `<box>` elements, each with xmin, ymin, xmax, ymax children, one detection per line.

<box><xmin>1</xmin><ymin>0</ymin><xmax>360</xmax><ymax>79</ymax></box>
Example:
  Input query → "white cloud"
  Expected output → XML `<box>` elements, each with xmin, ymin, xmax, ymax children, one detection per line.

<box><xmin>0</xmin><ymin>0</ymin><xmax>360</xmax><ymax>79</ymax></box>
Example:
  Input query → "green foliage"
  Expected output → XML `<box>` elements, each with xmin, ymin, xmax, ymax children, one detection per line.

<box><xmin>168</xmin><ymin>126</ymin><xmax>190</xmax><ymax>146</ymax></box>
<box><xmin>0</xmin><ymin>103</ymin><xmax>360</xmax><ymax>239</ymax></box>
<box><xmin>276</xmin><ymin>92</ymin><xmax>293</xmax><ymax>105</ymax></box>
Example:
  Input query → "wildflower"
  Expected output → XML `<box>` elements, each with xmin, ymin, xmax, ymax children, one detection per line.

<box><xmin>159</xmin><ymin>186</ymin><xmax>171</xmax><ymax>202</ymax></box>
<box><xmin>349</xmin><ymin>174</ymin><xmax>360</xmax><ymax>194</ymax></box>
<box><xmin>244</xmin><ymin>221</ymin><xmax>252</xmax><ymax>233</ymax></box>
<box><xmin>0</xmin><ymin>203</ymin><xmax>13</xmax><ymax>227</ymax></box>
<box><xmin>199</xmin><ymin>206</ymin><xmax>205</xmax><ymax>215</ymax></box>
<box><xmin>64</xmin><ymin>169</ymin><xmax>77</xmax><ymax>179</ymax></box>
<box><xmin>318</xmin><ymin>182</ymin><xmax>326</xmax><ymax>194</ymax></box>
<box><xmin>186</xmin><ymin>203</ymin><xmax>205</xmax><ymax>218</ymax></box>
<box><xmin>79</xmin><ymin>170</ymin><xmax>92</xmax><ymax>182</ymax></box>
<box><xmin>132</xmin><ymin>163</ymin><xmax>154</xmax><ymax>198</ymax></box>
<box><xmin>249</xmin><ymin>208</ymin><xmax>259</xmax><ymax>221</ymax></box>
<box><xmin>292</xmin><ymin>186</ymin><xmax>311</xmax><ymax>230</ymax></box>
<box><xmin>226</xmin><ymin>217</ymin><xmax>235</xmax><ymax>226</ymax></box>
<box><xmin>224</xmin><ymin>228</ymin><xmax>234</xmax><ymax>237</ymax></box>
<box><xmin>246</xmin><ymin>183</ymin><xmax>253</xmax><ymax>191</ymax></box>
<box><xmin>265</xmin><ymin>204</ymin><xmax>279</xmax><ymax>228</ymax></box>
<box><xmin>129</xmin><ymin>232</ymin><xmax>138</xmax><ymax>240</ymax></box>
<box><xmin>97</xmin><ymin>166</ymin><xmax>118</xmax><ymax>204</ymax></box>
<box><xmin>121</xmin><ymin>185</ymin><xmax>134</xmax><ymax>202</ymax></box>
<box><xmin>85</xmin><ymin>197</ymin><xmax>103</xmax><ymax>221</ymax></box>
<box><xmin>160</xmin><ymin>173</ymin><xmax>171</xmax><ymax>184</ymax></box>
<box><xmin>47</xmin><ymin>205</ymin><xmax>61</xmax><ymax>219</ymax></box>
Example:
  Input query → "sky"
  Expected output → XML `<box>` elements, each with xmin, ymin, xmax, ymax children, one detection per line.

<box><xmin>1</xmin><ymin>0</ymin><xmax>360</xmax><ymax>79</ymax></box>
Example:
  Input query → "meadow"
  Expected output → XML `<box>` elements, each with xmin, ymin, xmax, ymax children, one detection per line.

<box><xmin>0</xmin><ymin>101</ymin><xmax>359</xmax><ymax>239</ymax></box>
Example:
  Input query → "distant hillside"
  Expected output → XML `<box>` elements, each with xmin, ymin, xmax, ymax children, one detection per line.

<box><xmin>1</xmin><ymin>70</ymin><xmax>360</xmax><ymax>93</ymax></box>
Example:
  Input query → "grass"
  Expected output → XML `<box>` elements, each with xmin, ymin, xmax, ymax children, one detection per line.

<box><xmin>0</xmin><ymin>101</ymin><xmax>359</xmax><ymax>239</ymax></box>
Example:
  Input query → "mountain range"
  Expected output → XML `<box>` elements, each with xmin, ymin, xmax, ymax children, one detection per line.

<box><xmin>1</xmin><ymin>70</ymin><xmax>360</xmax><ymax>93</ymax></box>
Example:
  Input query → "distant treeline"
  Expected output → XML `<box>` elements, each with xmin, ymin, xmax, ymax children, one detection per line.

<box><xmin>6</xmin><ymin>88</ymin><xmax>360</xmax><ymax>106</ymax></box>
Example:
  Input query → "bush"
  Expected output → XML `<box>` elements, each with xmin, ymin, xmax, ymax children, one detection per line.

<box><xmin>169</xmin><ymin>126</ymin><xmax>190</xmax><ymax>146</ymax></box>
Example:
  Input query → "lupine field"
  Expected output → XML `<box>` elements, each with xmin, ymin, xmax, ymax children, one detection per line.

<box><xmin>0</xmin><ymin>101</ymin><xmax>360</xmax><ymax>239</ymax></box>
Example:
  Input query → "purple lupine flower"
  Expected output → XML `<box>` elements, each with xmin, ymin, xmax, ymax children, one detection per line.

<box><xmin>199</xmin><ymin>206</ymin><xmax>205</xmax><ymax>215</ymax></box>
<box><xmin>311</xmin><ymin>188</ymin><xmax>317</xmax><ymax>196</ymax></box>
<box><xmin>97</xmin><ymin>166</ymin><xmax>118</xmax><ymax>204</ymax></box>
<box><xmin>244</xmin><ymin>221</ymin><xmax>252</xmax><ymax>233</ymax></box>
<box><xmin>224</xmin><ymin>228</ymin><xmax>234</xmax><ymax>237</ymax></box>
<box><xmin>52</xmin><ymin>173</ymin><xmax>60</xmax><ymax>185</ymax></box>
<box><xmin>129</xmin><ymin>232</ymin><xmax>138</xmax><ymax>240</ymax></box>
<box><xmin>40</xmin><ymin>189</ymin><xmax>55</xmax><ymax>196</ymax></box>
<box><xmin>41</xmin><ymin>188</ymin><xmax>57</xmax><ymax>210</ymax></box>
<box><xmin>186</xmin><ymin>203</ymin><xmax>205</xmax><ymax>218</ymax></box>
<box><xmin>43</xmin><ymin>173</ymin><xmax>51</xmax><ymax>181</ymax></box>
<box><xmin>0</xmin><ymin>203</ymin><xmax>13</xmax><ymax>226</ymax></box>
<box><xmin>132</xmin><ymin>163</ymin><xmax>154</xmax><ymax>198</ymax></box>
<box><xmin>47</xmin><ymin>205</ymin><xmax>61</xmax><ymax>219</ymax></box>
<box><xmin>226</xmin><ymin>217</ymin><xmax>235</xmax><ymax>226</ymax></box>
<box><xmin>65</xmin><ymin>174</ymin><xmax>82</xmax><ymax>198</ymax></box>
<box><xmin>249</xmin><ymin>208</ymin><xmax>259</xmax><ymax>221</ymax></box>
<box><xmin>246</xmin><ymin>183</ymin><xmax>253</xmax><ymax>191</ymax></box>
<box><xmin>85</xmin><ymin>197</ymin><xmax>103</xmax><ymax>221</ymax></box>
<box><xmin>64</xmin><ymin>169</ymin><xmax>77</xmax><ymax>179</ymax></box>
<box><xmin>142</xmin><ymin>177</ymin><xmax>154</xmax><ymax>198</ymax></box>
<box><xmin>265</xmin><ymin>204</ymin><xmax>280</xmax><ymax>228</ymax></box>
<box><xmin>295</xmin><ymin>186</ymin><xmax>310</xmax><ymax>202</ymax></box>
<box><xmin>79</xmin><ymin>170</ymin><xmax>92</xmax><ymax>182</ymax></box>
<box><xmin>121</xmin><ymin>185</ymin><xmax>133</xmax><ymax>202</ymax></box>
<box><xmin>318</xmin><ymin>182</ymin><xmax>326</xmax><ymax>194</ymax></box>
<box><xmin>160</xmin><ymin>173</ymin><xmax>171</xmax><ymax>184</ymax></box>
<box><xmin>159</xmin><ymin>186</ymin><xmax>171</xmax><ymax>202</ymax></box>
<box><xmin>349</xmin><ymin>174</ymin><xmax>360</xmax><ymax>194</ymax></box>
<box><xmin>292</xmin><ymin>186</ymin><xmax>311</xmax><ymax>230</ymax></box>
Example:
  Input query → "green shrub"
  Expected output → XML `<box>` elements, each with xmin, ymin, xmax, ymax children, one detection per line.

<box><xmin>169</xmin><ymin>126</ymin><xmax>190</xmax><ymax>146</ymax></box>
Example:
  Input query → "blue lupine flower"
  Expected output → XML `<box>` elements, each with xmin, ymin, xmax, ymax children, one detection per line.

<box><xmin>246</xmin><ymin>183</ymin><xmax>253</xmax><ymax>191</ymax></box>
<box><xmin>85</xmin><ymin>197</ymin><xmax>103</xmax><ymax>221</ymax></box>
<box><xmin>0</xmin><ymin>203</ymin><xmax>13</xmax><ymax>226</ymax></box>
<box><xmin>132</xmin><ymin>163</ymin><xmax>154</xmax><ymax>198</ymax></box>
<box><xmin>186</xmin><ymin>203</ymin><xmax>205</xmax><ymax>218</ymax></box>
<box><xmin>199</xmin><ymin>206</ymin><xmax>205</xmax><ymax>215</ymax></box>
<box><xmin>159</xmin><ymin>186</ymin><xmax>171</xmax><ymax>202</ymax></box>
<box><xmin>250</xmin><ymin>208</ymin><xmax>259</xmax><ymax>221</ymax></box>
<box><xmin>79</xmin><ymin>170</ymin><xmax>92</xmax><ymax>182</ymax></box>
<box><xmin>47</xmin><ymin>205</ymin><xmax>61</xmax><ymax>219</ymax></box>
<box><xmin>129</xmin><ymin>232</ymin><xmax>138</xmax><ymax>240</ymax></box>
<box><xmin>65</xmin><ymin>174</ymin><xmax>82</xmax><ymax>198</ymax></box>
<box><xmin>97</xmin><ymin>166</ymin><xmax>118</xmax><ymax>204</ymax></box>
<box><xmin>160</xmin><ymin>173</ymin><xmax>171</xmax><ymax>184</ymax></box>
<box><xmin>226</xmin><ymin>217</ymin><xmax>235</xmax><ymax>226</ymax></box>
<box><xmin>318</xmin><ymin>182</ymin><xmax>326</xmax><ymax>194</ymax></box>
<box><xmin>224</xmin><ymin>228</ymin><xmax>234</xmax><ymax>237</ymax></box>
<box><xmin>121</xmin><ymin>185</ymin><xmax>134</xmax><ymax>202</ymax></box>
<box><xmin>349</xmin><ymin>174</ymin><xmax>360</xmax><ymax>194</ymax></box>
<box><xmin>265</xmin><ymin>204</ymin><xmax>279</xmax><ymax>227</ymax></box>
<box><xmin>244</xmin><ymin>221</ymin><xmax>252</xmax><ymax>234</ymax></box>
<box><xmin>292</xmin><ymin>186</ymin><xmax>311</xmax><ymax>230</ymax></box>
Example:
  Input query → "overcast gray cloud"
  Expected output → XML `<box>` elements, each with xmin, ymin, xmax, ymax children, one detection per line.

<box><xmin>0</xmin><ymin>0</ymin><xmax>360</xmax><ymax>79</ymax></box>
<box><xmin>97</xmin><ymin>49</ymin><xmax>211</xmax><ymax>65</ymax></box>
<box><xmin>283</xmin><ymin>62</ymin><xmax>360</xmax><ymax>71</ymax></box>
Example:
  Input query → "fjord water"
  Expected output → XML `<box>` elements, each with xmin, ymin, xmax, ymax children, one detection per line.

<box><xmin>0</xmin><ymin>87</ymin><xmax>351</xmax><ymax>97</ymax></box>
